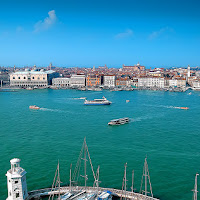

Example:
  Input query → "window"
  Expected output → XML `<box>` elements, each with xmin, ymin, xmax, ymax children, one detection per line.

<box><xmin>43</xmin><ymin>77</ymin><xmax>45</xmax><ymax>80</ymax></box>
<box><xmin>32</xmin><ymin>77</ymin><xmax>35</xmax><ymax>79</ymax></box>
<box><xmin>16</xmin><ymin>193</ymin><xmax>19</xmax><ymax>198</ymax></box>
<box><xmin>13</xmin><ymin>77</ymin><xmax>15</xmax><ymax>79</ymax></box>
<box><xmin>15</xmin><ymin>181</ymin><xmax>18</xmax><ymax>184</ymax></box>
<box><xmin>38</xmin><ymin>77</ymin><xmax>40</xmax><ymax>80</ymax></box>
<box><xmin>18</xmin><ymin>77</ymin><xmax>20</xmax><ymax>79</ymax></box>
<box><xmin>24</xmin><ymin>77</ymin><xmax>26</xmax><ymax>79</ymax></box>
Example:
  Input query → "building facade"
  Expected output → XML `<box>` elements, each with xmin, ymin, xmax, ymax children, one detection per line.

<box><xmin>103</xmin><ymin>75</ymin><xmax>115</xmax><ymax>87</ymax></box>
<box><xmin>70</xmin><ymin>74</ymin><xmax>85</xmax><ymax>87</ymax></box>
<box><xmin>10</xmin><ymin>69</ymin><xmax>59</xmax><ymax>87</ymax></box>
<box><xmin>52</xmin><ymin>78</ymin><xmax>70</xmax><ymax>87</ymax></box>
<box><xmin>86</xmin><ymin>75</ymin><xmax>102</xmax><ymax>87</ymax></box>
<box><xmin>138</xmin><ymin>77</ymin><xmax>165</xmax><ymax>88</ymax></box>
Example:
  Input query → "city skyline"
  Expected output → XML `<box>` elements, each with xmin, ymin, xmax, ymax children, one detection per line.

<box><xmin>0</xmin><ymin>0</ymin><xmax>200</xmax><ymax>67</ymax></box>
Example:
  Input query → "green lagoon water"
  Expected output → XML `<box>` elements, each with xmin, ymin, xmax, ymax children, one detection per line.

<box><xmin>0</xmin><ymin>89</ymin><xmax>200</xmax><ymax>200</ymax></box>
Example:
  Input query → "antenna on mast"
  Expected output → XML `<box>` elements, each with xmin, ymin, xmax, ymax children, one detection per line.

<box><xmin>140</xmin><ymin>157</ymin><xmax>153</xmax><ymax>197</ymax></box>
<box><xmin>192</xmin><ymin>173</ymin><xmax>199</xmax><ymax>200</ymax></box>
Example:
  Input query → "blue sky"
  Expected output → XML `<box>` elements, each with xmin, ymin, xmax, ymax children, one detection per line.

<box><xmin>0</xmin><ymin>0</ymin><xmax>200</xmax><ymax>68</ymax></box>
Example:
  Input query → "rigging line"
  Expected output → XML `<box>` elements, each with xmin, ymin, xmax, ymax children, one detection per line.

<box><xmin>85</xmin><ymin>143</ymin><xmax>97</xmax><ymax>183</ymax></box>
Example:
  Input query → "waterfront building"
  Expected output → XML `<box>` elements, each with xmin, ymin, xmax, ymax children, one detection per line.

<box><xmin>52</xmin><ymin>77</ymin><xmax>70</xmax><ymax>87</ymax></box>
<box><xmin>103</xmin><ymin>75</ymin><xmax>116</xmax><ymax>87</ymax></box>
<box><xmin>122</xmin><ymin>62</ymin><xmax>145</xmax><ymax>72</ymax></box>
<box><xmin>6</xmin><ymin>158</ymin><xmax>28</xmax><ymax>200</ymax></box>
<box><xmin>69</xmin><ymin>74</ymin><xmax>86</xmax><ymax>87</ymax></box>
<box><xmin>138</xmin><ymin>77</ymin><xmax>165</xmax><ymax>88</ymax></box>
<box><xmin>86</xmin><ymin>75</ymin><xmax>102</xmax><ymax>87</ymax></box>
<box><xmin>116</xmin><ymin>77</ymin><xmax>130</xmax><ymax>86</ymax></box>
<box><xmin>10</xmin><ymin>69</ymin><xmax>59</xmax><ymax>87</ymax></box>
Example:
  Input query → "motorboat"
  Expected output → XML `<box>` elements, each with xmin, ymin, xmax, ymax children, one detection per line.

<box><xmin>84</xmin><ymin>96</ymin><xmax>112</xmax><ymax>105</ymax></box>
<box><xmin>180</xmin><ymin>107</ymin><xmax>189</xmax><ymax>110</ymax></box>
<box><xmin>108</xmin><ymin>118</ymin><xmax>129</xmax><ymax>125</ymax></box>
<box><xmin>29</xmin><ymin>105</ymin><xmax>40</xmax><ymax>110</ymax></box>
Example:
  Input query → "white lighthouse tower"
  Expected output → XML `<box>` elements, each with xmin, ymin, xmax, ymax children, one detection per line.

<box><xmin>6</xmin><ymin>158</ymin><xmax>28</xmax><ymax>200</ymax></box>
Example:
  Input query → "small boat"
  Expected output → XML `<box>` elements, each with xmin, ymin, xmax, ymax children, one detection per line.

<box><xmin>26</xmin><ymin>87</ymin><xmax>34</xmax><ymax>90</ymax></box>
<box><xmin>84</xmin><ymin>96</ymin><xmax>112</xmax><ymax>105</ymax></box>
<box><xmin>29</xmin><ymin>105</ymin><xmax>40</xmax><ymax>110</ymax></box>
<box><xmin>108</xmin><ymin>118</ymin><xmax>129</xmax><ymax>125</ymax></box>
<box><xmin>180</xmin><ymin>107</ymin><xmax>189</xmax><ymax>110</ymax></box>
<box><xmin>126</xmin><ymin>100</ymin><xmax>130</xmax><ymax>103</ymax></box>
<box><xmin>60</xmin><ymin>192</ymin><xmax>73</xmax><ymax>200</ymax></box>
<box><xmin>98</xmin><ymin>191</ymin><xmax>112</xmax><ymax>200</ymax></box>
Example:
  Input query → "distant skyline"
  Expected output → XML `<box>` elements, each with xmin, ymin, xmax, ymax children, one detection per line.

<box><xmin>0</xmin><ymin>0</ymin><xmax>200</xmax><ymax>67</ymax></box>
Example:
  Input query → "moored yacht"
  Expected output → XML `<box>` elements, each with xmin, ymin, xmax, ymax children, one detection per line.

<box><xmin>84</xmin><ymin>96</ymin><xmax>112</xmax><ymax>105</ymax></box>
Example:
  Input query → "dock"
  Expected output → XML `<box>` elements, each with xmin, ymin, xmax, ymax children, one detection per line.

<box><xmin>27</xmin><ymin>186</ymin><xmax>159</xmax><ymax>200</ymax></box>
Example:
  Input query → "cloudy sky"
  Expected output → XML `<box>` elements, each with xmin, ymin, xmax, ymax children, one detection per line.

<box><xmin>0</xmin><ymin>0</ymin><xmax>200</xmax><ymax>67</ymax></box>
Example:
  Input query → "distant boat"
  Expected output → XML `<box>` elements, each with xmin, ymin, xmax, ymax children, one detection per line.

<box><xmin>26</xmin><ymin>87</ymin><xmax>34</xmax><ymax>90</ymax></box>
<box><xmin>108</xmin><ymin>118</ymin><xmax>130</xmax><ymax>125</ymax></box>
<box><xmin>180</xmin><ymin>107</ymin><xmax>189</xmax><ymax>110</ymax></box>
<box><xmin>29</xmin><ymin>105</ymin><xmax>40</xmax><ymax>110</ymax></box>
<box><xmin>84</xmin><ymin>96</ymin><xmax>112</xmax><ymax>105</ymax></box>
<box><xmin>126</xmin><ymin>100</ymin><xmax>130</xmax><ymax>103</ymax></box>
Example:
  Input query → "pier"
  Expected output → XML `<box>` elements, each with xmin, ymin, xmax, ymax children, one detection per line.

<box><xmin>27</xmin><ymin>186</ymin><xmax>159</xmax><ymax>200</ymax></box>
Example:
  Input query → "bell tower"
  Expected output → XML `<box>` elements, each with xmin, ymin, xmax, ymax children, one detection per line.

<box><xmin>6</xmin><ymin>158</ymin><xmax>28</xmax><ymax>200</ymax></box>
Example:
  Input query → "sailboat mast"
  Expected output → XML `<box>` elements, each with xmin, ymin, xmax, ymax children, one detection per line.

<box><xmin>193</xmin><ymin>173</ymin><xmax>199</xmax><ymax>200</ymax></box>
<box><xmin>131</xmin><ymin>170</ymin><xmax>134</xmax><ymax>200</ymax></box>
<box><xmin>124</xmin><ymin>163</ymin><xmax>127</xmax><ymax>200</ymax></box>
<box><xmin>58</xmin><ymin>160</ymin><xmax>61</xmax><ymax>200</ymax></box>
<box><xmin>145</xmin><ymin>158</ymin><xmax>147</xmax><ymax>196</ymax></box>
<box><xmin>70</xmin><ymin>163</ymin><xmax>72</xmax><ymax>191</ymax></box>
<box><xmin>84</xmin><ymin>138</ymin><xmax>87</xmax><ymax>190</ymax></box>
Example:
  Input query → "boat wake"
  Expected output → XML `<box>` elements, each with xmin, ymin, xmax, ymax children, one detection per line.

<box><xmin>73</xmin><ymin>97</ymin><xmax>86</xmax><ymax>100</ymax></box>
<box><xmin>39</xmin><ymin>108</ymin><xmax>66</xmax><ymax>113</ymax></box>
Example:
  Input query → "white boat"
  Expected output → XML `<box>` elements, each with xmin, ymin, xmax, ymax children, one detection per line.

<box><xmin>98</xmin><ymin>191</ymin><xmax>112</xmax><ymax>200</ymax></box>
<box><xmin>78</xmin><ymin>193</ymin><xmax>97</xmax><ymax>200</ymax></box>
<box><xmin>108</xmin><ymin>118</ymin><xmax>129</xmax><ymax>125</ymax></box>
<box><xmin>60</xmin><ymin>192</ymin><xmax>73</xmax><ymax>200</ymax></box>
<box><xmin>84</xmin><ymin>96</ymin><xmax>112</xmax><ymax>105</ymax></box>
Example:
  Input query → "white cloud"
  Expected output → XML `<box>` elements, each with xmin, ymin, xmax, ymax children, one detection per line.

<box><xmin>34</xmin><ymin>10</ymin><xmax>57</xmax><ymax>33</ymax></box>
<box><xmin>115</xmin><ymin>29</ymin><xmax>133</xmax><ymax>39</ymax></box>
<box><xmin>149</xmin><ymin>27</ymin><xmax>173</xmax><ymax>40</ymax></box>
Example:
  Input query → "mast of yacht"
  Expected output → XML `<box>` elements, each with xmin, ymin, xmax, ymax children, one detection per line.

<box><xmin>140</xmin><ymin>157</ymin><xmax>153</xmax><ymax>197</ymax></box>
<box><xmin>58</xmin><ymin>160</ymin><xmax>61</xmax><ymax>200</ymax></box>
<box><xmin>70</xmin><ymin>163</ymin><xmax>72</xmax><ymax>191</ymax></box>
<box><xmin>121</xmin><ymin>163</ymin><xmax>128</xmax><ymax>200</ymax></box>
<box><xmin>193</xmin><ymin>173</ymin><xmax>199</xmax><ymax>200</ymax></box>
<box><xmin>131</xmin><ymin>170</ymin><xmax>134</xmax><ymax>200</ymax></box>
<box><xmin>48</xmin><ymin>161</ymin><xmax>61</xmax><ymax>200</ymax></box>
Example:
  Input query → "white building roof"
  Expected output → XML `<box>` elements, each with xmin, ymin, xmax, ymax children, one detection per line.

<box><xmin>11</xmin><ymin>70</ymin><xmax>56</xmax><ymax>75</ymax></box>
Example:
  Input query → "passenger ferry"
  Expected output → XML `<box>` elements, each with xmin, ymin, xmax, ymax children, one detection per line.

<box><xmin>29</xmin><ymin>105</ymin><xmax>40</xmax><ymax>110</ymax></box>
<box><xmin>84</xmin><ymin>96</ymin><xmax>112</xmax><ymax>105</ymax></box>
<box><xmin>108</xmin><ymin>118</ymin><xmax>129</xmax><ymax>125</ymax></box>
